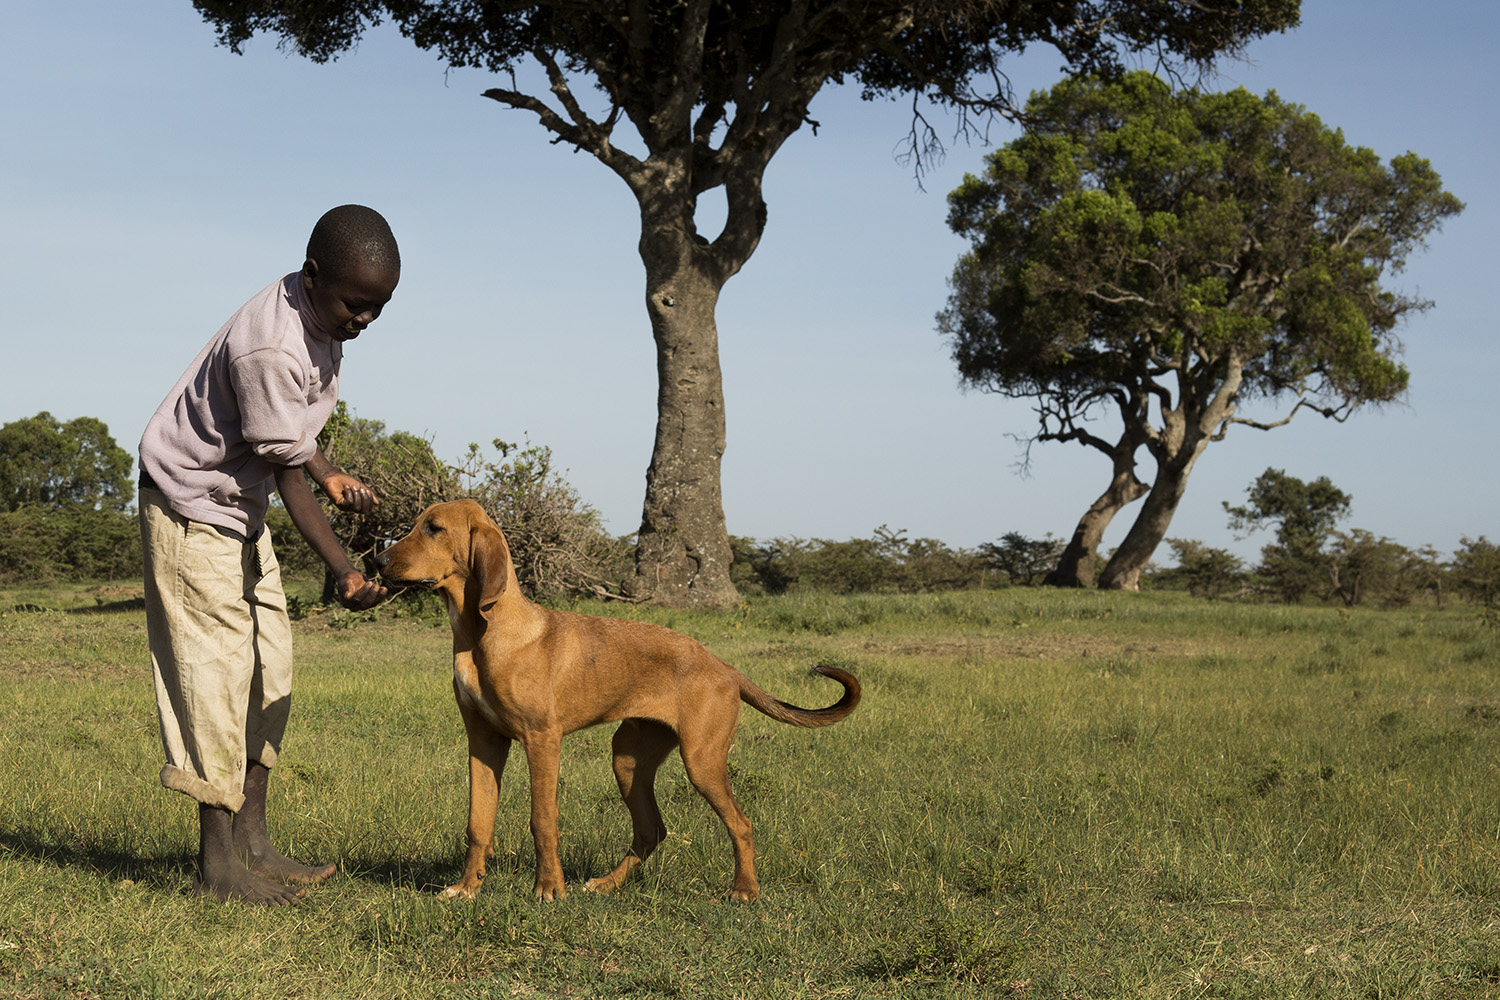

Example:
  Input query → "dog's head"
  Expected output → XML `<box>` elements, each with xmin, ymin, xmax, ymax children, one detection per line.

<box><xmin>375</xmin><ymin>499</ymin><xmax>512</xmax><ymax>617</ymax></box>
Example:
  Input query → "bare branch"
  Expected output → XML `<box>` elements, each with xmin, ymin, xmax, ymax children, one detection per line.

<box><xmin>1226</xmin><ymin>397</ymin><xmax>1353</xmax><ymax>433</ymax></box>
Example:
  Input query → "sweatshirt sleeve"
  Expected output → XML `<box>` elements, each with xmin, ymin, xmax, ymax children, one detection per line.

<box><xmin>229</xmin><ymin>346</ymin><xmax>318</xmax><ymax>467</ymax></box>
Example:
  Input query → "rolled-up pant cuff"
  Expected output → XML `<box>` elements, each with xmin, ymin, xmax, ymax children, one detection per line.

<box><xmin>161</xmin><ymin>764</ymin><xmax>246</xmax><ymax>813</ymax></box>
<box><xmin>247</xmin><ymin>736</ymin><xmax>280</xmax><ymax>770</ymax></box>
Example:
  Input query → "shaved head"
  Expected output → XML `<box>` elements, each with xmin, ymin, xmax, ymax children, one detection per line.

<box><xmin>305</xmin><ymin>205</ymin><xmax>400</xmax><ymax>279</ymax></box>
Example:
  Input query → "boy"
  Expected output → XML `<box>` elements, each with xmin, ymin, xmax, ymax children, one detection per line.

<box><xmin>138</xmin><ymin>205</ymin><xmax>400</xmax><ymax>905</ymax></box>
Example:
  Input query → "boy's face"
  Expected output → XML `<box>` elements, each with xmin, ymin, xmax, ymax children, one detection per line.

<box><xmin>301</xmin><ymin>258</ymin><xmax>400</xmax><ymax>342</ymax></box>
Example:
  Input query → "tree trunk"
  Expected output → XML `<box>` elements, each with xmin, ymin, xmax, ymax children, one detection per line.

<box><xmin>1096</xmin><ymin>453</ymin><xmax>1198</xmax><ymax>591</ymax></box>
<box><xmin>1097</xmin><ymin>353</ymin><xmax>1245</xmax><ymax>591</ymax></box>
<box><xmin>1045</xmin><ymin>432</ymin><xmax>1149</xmax><ymax>587</ymax></box>
<box><xmin>623</xmin><ymin>209</ymin><xmax>740</xmax><ymax>608</ymax></box>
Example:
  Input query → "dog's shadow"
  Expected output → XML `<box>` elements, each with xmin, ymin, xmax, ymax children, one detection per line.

<box><xmin>340</xmin><ymin>847</ymin><xmax>604</xmax><ymax>897</ymax></box>
<box><xmin>339</xmin><ymin>855</ymin><xmax>468</xmax><ymax>894</ymax></box>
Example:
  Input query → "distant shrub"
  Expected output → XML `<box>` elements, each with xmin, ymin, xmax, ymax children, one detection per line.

<box><xmin>732</xmin><ymin>526</ymin><xmax>992</xmax><ymax>595</ymax></box>
<box><xmin>979</xmin><ymin>531</ymin><xmax>1064</xmax><ymax>586</ymax></box>
<box><xmin>0</xmin><ymin>505</ymin><xmax>141</xmax><ymax>583</ymax></box>
<box><xmin>1151</xmin><ymin>539</ymin><xmax>1246</xmax><ymax>599</ymax></box>
<box><xmin>1453</xmin><ymin>536</ymin><xmax>1500</xmax><ymax>608</ymax></box>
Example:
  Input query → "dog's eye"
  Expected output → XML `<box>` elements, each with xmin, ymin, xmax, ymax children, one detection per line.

<box><xmin>424</xmin><ymin>522</ymin><xmax>444</xmax><ymax>536</ymax></box>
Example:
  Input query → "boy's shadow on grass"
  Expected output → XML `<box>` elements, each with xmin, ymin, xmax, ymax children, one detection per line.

<box><xmin>0</xmin><ymin>825</ymin><xmax>188</xmax><ymax>892</ymax></box>
<box><xmin>9</xmin><ymin>599</ymin><xmax>146</xmax><ymax>614</ymax></box>
<box><xmin>67</xmin><ymin>599</ymin><xmax>147</xmax><ymax>614</ymax></box>
<box><xmin>0</xmin><ymin>825</ymin><xmax>572</xmax><ymax>898</ymax></box>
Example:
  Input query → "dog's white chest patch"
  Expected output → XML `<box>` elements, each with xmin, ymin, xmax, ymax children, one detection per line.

<box><xmin>453</xmin><ymin>663</ymin><xmax>508</xmax><ymax>733</ymax></box>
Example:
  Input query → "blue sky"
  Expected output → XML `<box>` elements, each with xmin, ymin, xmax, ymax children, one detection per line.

<box><xmin>1</xmin><ymin>1</ymin><xmax>1492</xmax><ymax>563</ymax></box>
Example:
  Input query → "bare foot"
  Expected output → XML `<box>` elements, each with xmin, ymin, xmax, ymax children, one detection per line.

<box><xmin>236</xmin><ymin>836</ymin><xmax>337</xmax><ymax>886</ymax></box>
<box><xmin>196</xmin><ymin>854</ymin><xmax>307</xmax><ymax>906</ymax></box>
<box><xmin>196</xmin><ymin>800</ymin><xmax>315</xmax><ymax>905</ymax></box>
<box><xmin>232</xmin><ymin>763</ymin><xmax>337</xmax><ymax>885</ymax></box>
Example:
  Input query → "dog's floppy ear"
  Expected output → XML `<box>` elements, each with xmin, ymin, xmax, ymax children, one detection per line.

<box><xmin>469</xmin><ymin>518</ymin><xmax>511</xmax><ymax>617</ymax></box>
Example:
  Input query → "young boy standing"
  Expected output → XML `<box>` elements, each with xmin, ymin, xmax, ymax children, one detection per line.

<box><xmin>138</xmin><ymin>205</ymin><xmax>400</xmax><ymax>905</ymax></box>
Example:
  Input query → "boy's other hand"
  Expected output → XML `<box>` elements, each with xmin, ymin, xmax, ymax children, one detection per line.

<box><xmin>338</xmin><ymin>570</ymin><xmax>387</xmax><ymax>610</ymax></box>
<box><xmin>323</xmin><ymin>472</ymin><xmax>379</xmax><ymax>514</ymax></box>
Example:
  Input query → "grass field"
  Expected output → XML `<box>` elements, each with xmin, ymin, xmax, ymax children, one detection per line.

<box><xmin>3</xmin><ymin>581</ymin><xmax>1500</xmax><ymax>998</ymax></box>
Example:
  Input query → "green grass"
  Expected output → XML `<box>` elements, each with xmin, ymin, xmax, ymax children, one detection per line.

<box><xmin>4</xmin><ymin>583</ymin><xmax>1500</xmax><ymax>997</ymax></box>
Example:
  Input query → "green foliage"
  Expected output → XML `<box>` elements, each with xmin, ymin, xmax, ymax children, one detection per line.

<box><xmin>978</xmin><ymin>531</ymin><xmax>1063</xmax><ymax>585</ymax></box>
<box><xmin>733</xmin><ymin>526</ymin><xmax>992</xmax><ymax>596</ymax></box>
<box><xmin>1225</xmin><ymin>468</ymin><xmax>1353</xmax><ymax>550</ymax></box>
<box><xmin>941</xmin><ymin>72</ymin><xmax>1462</xmax><ymax>585</ymax></box>
<box><xmin>315</xmin><ymin>402</ymin><xmax>464</xmax><ymax>571</ymax></box>
<box><xmin>1226</xmin><ymin>467</ymin><xmax>1352</xmax><ymax>603</ymax></box>
<box><xmin>0</xmin><ymin>505</ymin><xmax>141</xmax><ymax>584</ymax></box>
<box><xmin>458</xmin><ymin>438</ymin><xmax>632</xmax><ymax>602</ymax></box>
<box><xmin>1155</xmin><ymin>538</ymin><xmax>1245</xmax><ymax>599</ymax></box>
<box><xmin>1453</xmin><ymin>536</ymin><xmax>1500</xmax><ymax>608</ymax></box>
<box><xmin>193</xmin><ymin>1</ymin><xmax>1300</xmax><ymax>128</ymax></box>
<box><xmin>0</xmin><ymin>411</ymin><xmax>133</xmax><ymax>513</ymax></box>
<box><xmin>1325</xmin><ymin>529</ymin><xmax>1424</xmax><ymax>608</ymax></box>
<box><xmin>0</xmin><ymin>413</ymin><xmax>139</xmax><ymax>583</ymax></box>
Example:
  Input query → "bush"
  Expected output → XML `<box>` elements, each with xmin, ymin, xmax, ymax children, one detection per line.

<box><xmin>0</xmin><ymin>505</ymin><xmax>141</xmax><ymax>584</ymax></box>
<box><xmin>461</xmin><ymin>439</ymin><xmax>633</xmax><ymax>602</ymax></box>
<box><xmin>731</xmin><ymin>526</ymin><xmax>992</xmax><ymax>595</ymax></box>
<box><xmin>1152</xmin><ymin>539</ymin><xmax>1245</xmax><ymax>599</ymax></box>
<box><xmin>1453</xmin><ymin>536</ymin><xmax>1500</xmax><ymax>608</ymax></box>
<box><xmin>978</xmin><ymin>532</ymin><xmax>1063</xmax><ymax>586</ymax></box>
<box><xmin>300</xmin><ymin>405</ymin><xmax>629</xmax><ymax>603</ymax></box>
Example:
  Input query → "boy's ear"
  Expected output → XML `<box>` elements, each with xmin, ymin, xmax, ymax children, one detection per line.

<box><xmin>470</xmin><ymin>520</ymin><xmax>510</xmax><ymax>618</ymax></box>
<box><xmin>301</xmin><ymin>258</ymin><xmax>319</xmax><ymax>290</ymax></box>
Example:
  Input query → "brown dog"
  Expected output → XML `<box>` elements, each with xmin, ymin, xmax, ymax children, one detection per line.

<box><xmin>374</xmin><ymin>500</ymin><xmax>859</xmax><ymax>902</ymax></box>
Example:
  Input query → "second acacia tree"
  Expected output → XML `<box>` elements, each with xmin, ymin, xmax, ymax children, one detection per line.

<box><xmin>941</xmin><ymin>72</ymin><xmax>1462</xmax><ymax>589</ymax></box>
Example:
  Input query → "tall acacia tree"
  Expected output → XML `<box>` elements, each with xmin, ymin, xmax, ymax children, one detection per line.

<box><xmin>193</xmin><ymin>0</ymin><xmax>1300</xmax><ymax>606</ymax></box>
<box><xmin>941</xmin><ymin>72</ymin><xmax>1462</xmax><ymax>590</ymax></box>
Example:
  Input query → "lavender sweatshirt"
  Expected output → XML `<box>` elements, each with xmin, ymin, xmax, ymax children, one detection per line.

<box><xmin>139</xmin><ymin>273</ymin><xmax>342</xmax><ymax>538</ymax></box>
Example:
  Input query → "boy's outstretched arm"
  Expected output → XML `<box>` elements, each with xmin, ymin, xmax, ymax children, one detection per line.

<box><xmin>273</xmin><ymin>464</ymin><xmax>386</xmax><ymax>609</ymax></box>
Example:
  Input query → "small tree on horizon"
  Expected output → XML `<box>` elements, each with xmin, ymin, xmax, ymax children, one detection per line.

<box><xmin>1452</xmin><ymin>536</ymin><xmax>1500</xmax><ymax>609</ymax></box>
<box><xmin>1225</xmin><ymin>467</ymin><xmax>1350</xmax><ymax>604</ymax></box>
<box><xmin>0</xmin><ymin>412</ymin><xmax>134</xmax><ymax>514</ymax></box>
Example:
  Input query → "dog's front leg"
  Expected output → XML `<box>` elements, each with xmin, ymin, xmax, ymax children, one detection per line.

<box><xmin>524</xmin><ymin>732</ymin><xmax>567</xmax><ymax>901</ymax></box>
<box><xmin>444</xmin><ymin>698</ymin><xmax>512</xmax><ymax>900</ymax></box>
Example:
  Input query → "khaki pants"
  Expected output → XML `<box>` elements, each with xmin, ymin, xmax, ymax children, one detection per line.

<box><xmin>140</xmin><ymin>488</ymin><xmax>293</xmax><ymax>812</ymax></box>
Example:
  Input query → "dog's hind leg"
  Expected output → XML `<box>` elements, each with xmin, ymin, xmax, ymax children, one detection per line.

<box><xmin>585</xmin><ymin>719</ymin><xmax>679</xmax><ymax>894</ymax></box>
<box><xmin>679</xmin><ymin>732</ymin><xmax>759</xmax><ymax>902</ymax></box>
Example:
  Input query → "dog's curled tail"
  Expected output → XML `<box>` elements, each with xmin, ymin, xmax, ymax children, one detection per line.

<box><xmin>739</xmin><ymin>664</ymin><xmax>861</xmax><ymax>728</ymax></box>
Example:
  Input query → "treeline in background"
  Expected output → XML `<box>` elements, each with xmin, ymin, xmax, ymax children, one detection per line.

<box><xmin>2</xmin><ymin>409</ymin><xmax>1496</xmax><ymax>610</ymax></box>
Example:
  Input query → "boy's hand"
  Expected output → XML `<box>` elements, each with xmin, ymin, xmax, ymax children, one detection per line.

<box><xmin>337</xmin><ymin>570</ymin><xmax>387</xmax><ymax>610</ymax></box>
<box><xmin>323</xmin><ymin>472</ymin><xmax>379</xmax><ymax>514</ymax></box>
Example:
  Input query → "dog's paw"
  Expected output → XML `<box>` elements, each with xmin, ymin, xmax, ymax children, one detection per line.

<box><xmin>534</xmin><ymin>882</ymin><xmax>567</xmax><ymax>902</ymax></box>
<box><xmin>440</xmin><ymin>883</ymin><xmax>480</xmax><ymax>900</ymax></box>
